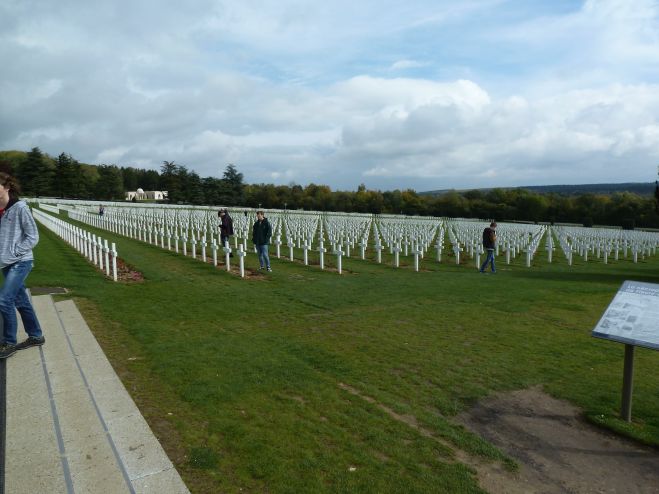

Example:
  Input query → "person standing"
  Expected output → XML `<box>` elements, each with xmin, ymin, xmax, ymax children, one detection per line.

<box><xmin>479</xmin><ymin>221</ymin><xmax>497</xmax><ymax>274</ymax></box>
<box><xmin>252</xmin><ymin>210</ymin><xmax>272</xmax><ymax>272</ymax></box>
<box><xmin>0</xmin><ymin>172</ymin><xmax>45</xmax><ymax>359</ymax></box>
<box><xmin>218</xmin><ymin>208</ymin><xmax>234</xmax><ymax>256</ymax></box>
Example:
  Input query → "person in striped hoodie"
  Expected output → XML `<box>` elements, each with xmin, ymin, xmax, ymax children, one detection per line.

<box><xmin>0</xmin><ymin>172</ymin><xmax>44</xmax><ymax>359</ymax></box>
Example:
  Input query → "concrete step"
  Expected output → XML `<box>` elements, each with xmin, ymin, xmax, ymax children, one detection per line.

<box><xmin>5</xmin><ymin>295</ymin><xmax>189</xmax><ymax>494</ymax></box>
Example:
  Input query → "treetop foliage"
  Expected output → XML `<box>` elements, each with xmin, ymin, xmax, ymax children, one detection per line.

<box><xmin>0</xmin><ymin>148</ymin><xmax>657</xmax><ymax>228</ymax></box>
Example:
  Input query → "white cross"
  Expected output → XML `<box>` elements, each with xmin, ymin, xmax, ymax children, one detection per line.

<box><xmin>318</xmin><ymin>242</ymin><xmax>326</xmax><ymax>270</ymax></box>
<box><xmin>235</xmin><ymin>244</ymin><xmax>246</xmax><ymax>277</ymax></box>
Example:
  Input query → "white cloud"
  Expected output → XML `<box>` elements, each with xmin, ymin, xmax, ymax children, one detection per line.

<box><xmin>334</xmin><ymin>76</ymin><xmax>491</xmax><ymax>115</ymax></box>
<box><xmin>331</xmin><ymin>81</ymin><xmax>659</xmax><ymax>186</ymax></box>
<box><xmin>389</xmin><ymin>60</ymin><xmax>428</xmax><ymax>71</ymax></box>
<box><xmin>493</xmin><ymin>0</ymin><xmax>659</xmax><ymax>90</ymax></box>
<box><xmin>96</xmin><ymin>146</ymin><xmax>132</xmax><ymax>164</ymax></box>
<box><xmin>0</xmin><ymin>0</ymin><xmax>658</xmax><ymax>190</ymax></box>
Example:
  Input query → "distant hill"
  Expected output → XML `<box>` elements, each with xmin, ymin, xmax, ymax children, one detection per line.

<box><xmin>421</xmin><ymin>182</ymin><xmax>655</xmax><ymax>197</ymax></box>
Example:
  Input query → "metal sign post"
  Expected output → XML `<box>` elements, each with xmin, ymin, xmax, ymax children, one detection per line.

<box><xmin>621</xmin><ymin>344</ymin><xmax>635</xmax><ymax>423</ymax></box>
<box><xmin>592</xmin><ymin>280</ymin><xmax>659</xmax><ymax>423</ymax></box>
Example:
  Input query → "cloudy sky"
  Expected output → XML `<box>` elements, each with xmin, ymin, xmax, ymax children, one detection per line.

<box><xmin>2</xmin><ymin>0</ymin><xmax>659</xmax><ymax>191</ymax></box>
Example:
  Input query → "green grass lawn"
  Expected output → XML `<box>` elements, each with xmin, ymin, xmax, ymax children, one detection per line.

<box><xmin>28</xmin><ymin>217</ymin><xmax>659</xmax><ymax>493</ymax></box>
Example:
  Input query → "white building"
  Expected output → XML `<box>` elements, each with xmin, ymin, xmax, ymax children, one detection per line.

<box><xmin>125</xmin><ymin>188</ymin><xmax>168</xmax><ymax>201</ymax></box>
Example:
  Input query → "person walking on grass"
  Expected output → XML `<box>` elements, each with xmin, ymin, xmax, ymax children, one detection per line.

<box><xmin>218</xmin><ymin>208</ymin><xmax>234</xmax><ymax>257</ymax></box>
<box><xmin>479</xmin><ymin>221</ymin><xmax>497</xmax><ymax>274</ymax></box>
<box><xmin>0</xmin><ymin>172</ymin><xmax>45</xmax><ymax>359</ymax></box>
<box><xmin>252</xmin><ymin>210</ymin><xmax>272</xmax><ymax>272</ymax></box>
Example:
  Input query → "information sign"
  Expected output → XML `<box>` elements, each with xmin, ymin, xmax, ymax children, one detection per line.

<box><xmin>592</xmin><ymin>280</ymin><xmax>659</xmax><ymax>351</ymax></box>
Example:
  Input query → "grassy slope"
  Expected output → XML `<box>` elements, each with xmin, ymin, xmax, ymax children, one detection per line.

<box><xmin>28</xmin><ymin>217</ymin><xmax>659</xmax><ymax>493</ymax></box>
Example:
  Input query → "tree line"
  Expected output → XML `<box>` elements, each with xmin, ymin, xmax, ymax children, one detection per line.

<box><xmin>1</xmin><ymin>147</ymin><xmax>657</xmax><ymax>228</ymax></box>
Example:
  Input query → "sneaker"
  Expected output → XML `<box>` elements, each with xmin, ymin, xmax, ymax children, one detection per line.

<box><xmin>267</xmin><ymin>267</ymin><xmax>272</xmax><ymax>272</ymax></box>
<box><xmin>16</xmin><ymin>336</ymin><xmax>45</xmax><ymax>351</ymax></box>
<box><xmin>0</xmin><ymin>343</ymin><xmax>17</xmax><ymax>359</ymax></box>
<box><xmin>259</xmin><ymin>266</ymin><xmax>264</xmax><ymax>270</ymax></box>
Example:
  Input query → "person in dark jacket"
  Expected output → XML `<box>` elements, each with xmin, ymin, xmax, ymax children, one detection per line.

<box><xmin>0</xmin><ymin>173</ymin><xmax>45</xmax><ymax>359</ymax></box>
<box><xmin>479</xmin><ymin>221</ymin><xmax>497</xmax><ymax>274</ymax></box>
<box><xmin>218</xmin><ymin>208</ymin><xmax>234</xmax><ymax>256</ymax></box>
<box><xmin>252</xmin><ymin>210</ymin><xmax>272</xmax><ymax>271</ymax></box>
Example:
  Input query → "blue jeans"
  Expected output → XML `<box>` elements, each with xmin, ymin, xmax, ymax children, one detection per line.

<box><xmin>256</xmin><ymin>244</ymin><xmax>270</xmax><ymax>269</ymax></box>
<box><xmin>480</xmin><ymin>249</ymin><xmax>496</xmax><ymax>272</ymax></box>
<box><xmin>0</xmin><ymin>261</ymin><xmax>43</xmax><ymax>345</ymax></box>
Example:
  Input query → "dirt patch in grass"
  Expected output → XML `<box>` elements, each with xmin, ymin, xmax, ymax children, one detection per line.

<box><xmin>338</xmin><ymin>382</ymin><xmax>518</xmax><ymax>491</ymax></box>
<box><xmin>340</xmin><ymin>382</ymin><xmax>659</xmax><ymax>494</ymax></box>
<box><xmin>115</xmin><ymin>258</ymin><xmax>144</xmax><ymax>283</ymax></box>
<box><xmin>457</xmin><ymin>386</ymin><xmax>659</xmax><ymax>493</ymax></box>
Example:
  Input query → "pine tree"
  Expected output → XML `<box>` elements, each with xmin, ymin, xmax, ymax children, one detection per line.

<box><xmin>186</xmin><ymin>171</ymin><xmax>205</xmax><ymax>204</ymax></box>
<box><xmin>18</xmin><ymin>147</ymin><xmax>44</xmax><ymax>196</ymax></box>
<box><xmin>221</xmin><ymin>164</ymin><xmax>244</xmax><ymax>205</ymax></box>
<box><xmin>95</xmin><ymin>165</ymin><xmax>124</xmax><ymax>200</ymax></box>
<box><xmin>160</xmin><ymin>160</ymin><xmax>182</xmax><ymax>203</ymax></box>
<box><xmin>55</xmin><ymin>153</ymin><xmax>78</xmax><ymax>198</ymax></box>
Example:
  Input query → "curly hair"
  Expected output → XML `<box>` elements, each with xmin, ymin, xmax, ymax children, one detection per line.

<box><xmin>0</xmin><ymin>172</ymin><xmax>21</xmax><ymax>200</ymax></box>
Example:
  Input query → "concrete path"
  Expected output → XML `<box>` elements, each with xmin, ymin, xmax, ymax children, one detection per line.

<box><xmin>5</xmin><ymin>295</ymin><xmax>190</xmax><ymax>494</ymax></box>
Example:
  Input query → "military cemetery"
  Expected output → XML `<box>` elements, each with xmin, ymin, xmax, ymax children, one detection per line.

<box><xmin>32</xmin><ymin>199</ymin><xmax>659</xmax><ymax>276</ymax></box>
<box><xmin>3</xmin><ymin>195</ymin><xmax>654</xmax><ymax>492</ymax></box>
<box><xmin>4</xmin><ymin>2</ymin><xmax>659</xmax><ymax>493</ymax></box>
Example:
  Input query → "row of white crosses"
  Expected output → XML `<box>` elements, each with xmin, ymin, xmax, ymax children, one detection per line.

<box><xmin>36</xmin><ymin>202</ymin><xmax>60</xmax><ymax>215</ymax></box>
<box><xmin>65</xmin><ymin>203</ymin><xmax>289</xmax><ymax>278</ymax></box>
<box><xmin>552</xmin><ymin>226</ymin><xmax>659</xmax><ymax>265</ymax></box>
<box><xmin>32</xmin><ymin>207</ymin><xmax>119</xmax><ymax>281</ymax></box>
<box><xmin>35</xmin><ymin>198</ymin><xmax>283</xmax><ymax>275</ymax></box>
<box><xmin>38</xmin><ymin>198</ymin><xmax>485</xmax><ymax>273</ymax></box>
<box><xmin>264</xmin><ymin>211</ymin><xmax>376</xmax><ymax>273</ymax></box>
<box><xmin>34</xmin><ymin>198</ymin><xmax>659</xmax><ymax>273</ymax></box>
<box><xmin>445</xmin><ymin>224</ymin><xmax>464</xmax><ymax>264</ymax></box>
<box><xmin>276</xmin><ymin>212</ymin><xmax>444</xmax><ymax>273</ymax></box>
<box><xmin>49</xmin><ymin>199</ymin><xmax>435</xmax><ymax>273</ymax></box>
<box><xmin>34</xmin><ymin>199</ymin><xmax>435</xmax><ymax>273</ymax></box>
<box><xmin>277</xmin><ymin>212</ymin><xmax>321</xmax><ymax>265</ymax></box>
<box><xmin>68</xmin><ymin>206</ymin><xmax>245</xmax><ymax>277</ymax></box>
<box><xmin>322</xmin><ymin>213</ymin><xmax>372</xmax><ymax>273</ymax></box>
<box><xmin>374</xmin><ymin>216</ymin><xmax>444</xmax><ymax>270</ymax></box>
<box><xmin>447</xmin><ymin>220</ymin><xmax>547</xmax><ymax>268</ymax></box>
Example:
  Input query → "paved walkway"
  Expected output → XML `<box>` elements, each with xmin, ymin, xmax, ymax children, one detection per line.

<box><xmin>5</xmin><ymin>295</ymin><xmax>190</xmax><ymax>494</ymax></box>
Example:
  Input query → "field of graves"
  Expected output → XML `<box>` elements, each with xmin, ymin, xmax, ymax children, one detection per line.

<box><xmin>28</xmin><ymin>202</ymin><xmax>659</xmax><ymax>493</ymax></box>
